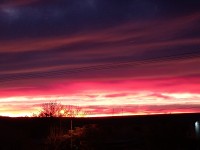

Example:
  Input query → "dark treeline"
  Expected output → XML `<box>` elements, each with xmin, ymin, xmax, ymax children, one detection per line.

<box><xmin>0</xmin><ymin>113</ymin><xmax>200</xmax><ymax>150</ymax></box>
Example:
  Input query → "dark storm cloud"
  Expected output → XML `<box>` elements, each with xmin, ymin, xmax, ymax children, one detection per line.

<box><xmin>0</xmin><ymin>0</ymin><xmax>158</xmax><ymax>39</ymax></box>
<box><xmin>0</xmin><ymin>0</ymin><xmax>200</xmax><ymax>89</ymax></box>
<box><xmin>2</xmin><ymin>0</ymin><xmax>199</xmax><ymax>39</ymax></box>
<box><xmin>0</xmin><ymin>0</ymin><xmax>40</xmax><ymax>7</ymax></box>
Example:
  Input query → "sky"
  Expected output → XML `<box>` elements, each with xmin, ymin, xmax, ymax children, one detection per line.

<box><xmin>0</xmin><ymin>0</ymin><xmax>200</xmax><ymax>117</ymax></box>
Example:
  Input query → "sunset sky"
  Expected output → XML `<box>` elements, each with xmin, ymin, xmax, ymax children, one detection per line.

<box><xmin>0</xmin><ymin>0</ymin><xmax>200</xmax><ymax>117</ymax></box>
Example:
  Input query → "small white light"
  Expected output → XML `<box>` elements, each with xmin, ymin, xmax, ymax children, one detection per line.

<box><xmin>195</xmin><ymin>121</ymin><xmax>200</xmax><ymax>138</ymax></box>
<box><xmin>195</xmin><ymin>121</ymin><xmax>199</xmax><ymax>128</ymax></box>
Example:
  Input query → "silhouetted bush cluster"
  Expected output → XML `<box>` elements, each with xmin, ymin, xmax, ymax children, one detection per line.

<box><xmin>44</xmin><ymin>124</ymin><xmax>101</xmax><ymax>150</ymax></box>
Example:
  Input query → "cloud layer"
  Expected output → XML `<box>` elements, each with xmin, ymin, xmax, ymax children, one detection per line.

<box><xmin>0</xmin><ymin>0</ymin><xmax>200</xmax><ymax>116</ymax></box>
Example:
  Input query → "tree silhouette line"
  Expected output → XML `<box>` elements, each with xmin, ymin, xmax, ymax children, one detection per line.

<box><xmin>33</xmin><ymin>101</ymin><xmax>89</xmax><ymax>118</ymax></box>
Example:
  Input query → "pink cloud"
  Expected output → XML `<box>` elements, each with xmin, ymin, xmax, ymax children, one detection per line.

<box><xmin>0</xmin><ymin>76</ymin><xmax>200</xmax><ymax>98</ymax></box>
<box><xmin>0</xmin><ymin>12</ymin><xmax>200</xmax><ymax>117</ymax></box>
<box><xmin>104</xmin><ymin>93</ymin><xmax>130</xmax><ymax>98</ymax></box>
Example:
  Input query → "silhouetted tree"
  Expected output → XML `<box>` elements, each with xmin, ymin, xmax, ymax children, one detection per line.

<box><xmin>36</xmin><ymin>102</ymin><xmax>90</xmax><ymax>150</ymax></box>
<box><xmin>36</xmin><ymin>101</ymin><xmax>89</xmax><ymax>118</ymax></box>
<box><xmin>38</xmin><ymin>101</ymin><xmax>64</xmax><ymax>117</ymax></box>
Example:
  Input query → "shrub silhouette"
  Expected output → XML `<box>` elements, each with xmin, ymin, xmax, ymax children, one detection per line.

<box><xmin>36</xmin><ymin>101</ymin><xmax>89</xmax><ymax>118</ymax></box>
<box><xmin>44</xmin><ymin>124</ymin><xmax>101</xmax><ymax>150</ymax></box>
<box><xmin>37</xmin><ymin>102</ymin><xmax>64</xmax><ymax>117</ymax></box>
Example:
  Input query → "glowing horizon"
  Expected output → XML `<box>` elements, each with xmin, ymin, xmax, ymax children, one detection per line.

<box><xmin>1</xmin><ymin>80</ymin><xmax>200</xmax><ymax>117</ymax></box>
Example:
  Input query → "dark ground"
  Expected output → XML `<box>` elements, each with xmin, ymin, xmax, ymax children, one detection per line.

<box><xmin>0</xmin><ymin>113</ymin><xmax>200</xmax><ymax>150</ymax></box>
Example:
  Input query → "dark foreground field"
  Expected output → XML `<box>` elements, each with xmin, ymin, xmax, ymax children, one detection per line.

<box><xmin>0</xmin><ymin>113</ymin><xmax>200</xmax><ymax>150</ymax></box>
